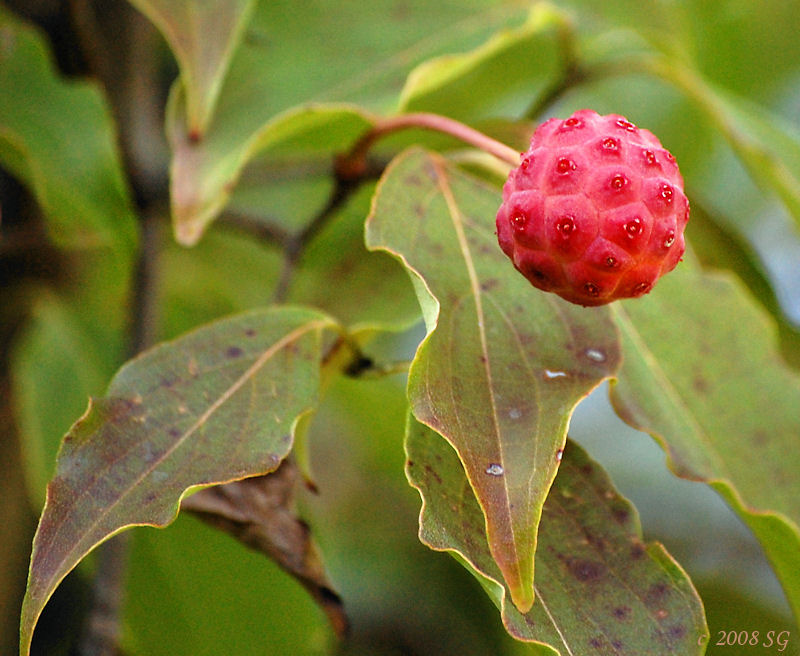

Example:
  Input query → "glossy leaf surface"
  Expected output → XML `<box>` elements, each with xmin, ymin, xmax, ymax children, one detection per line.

<box><xmin>366</xmin><ymin>148</ymin><xmax>621</xmax><ymax>611</ymax></box>
<box><xmin>611</xmin><ymin>260</ymin><xmax>800</xmax><ymax>624</ymax></box>
<box><xmin>407</xmin><ymin>419</ymin><xmax>707</xmax><ymax>654</ymax></box>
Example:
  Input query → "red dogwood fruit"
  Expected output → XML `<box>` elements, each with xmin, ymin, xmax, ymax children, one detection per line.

<box><xmin>496</xmin><ymin>109</ymin><xmax>689</xmax><ymax>306</ymax></box>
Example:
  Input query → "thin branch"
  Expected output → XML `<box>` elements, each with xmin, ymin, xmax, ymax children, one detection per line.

<box><xmin>218</xmin><ymin>211</ymin><xmax>292</xmax><ymax>249</ymax></box>
<box><xmin>336</xmin><ymin>113</ymin><xmax>520</xmax><ymax>181</ymax></box>
<box><xmin>271</xmin><ymin>160</ymin><xmax>384</xmax><ymax>304</ymax></box>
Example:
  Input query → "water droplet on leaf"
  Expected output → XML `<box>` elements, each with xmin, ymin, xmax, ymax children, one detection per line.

<box><xmin>543</xmin><ymin>369</ymin><xmax>568</xmax><ymax>379</ymax></box>
<box><xmin>485</xmin><ymin>463</ymin><xmax>504</xmax><ymax>476</ymax></box>
<box><xmin>585</xmin><ymin>348</ymin><xmax>606</xmax><ymax>363</ymax></box>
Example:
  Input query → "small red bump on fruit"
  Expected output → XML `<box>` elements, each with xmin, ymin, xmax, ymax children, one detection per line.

<box><xmin>610</xmin><ymin>173</ymin><xmax>628</xmax><ymax>190</ymax></box>
<box><xmin>496</xmin><ymin>109</ymin><xmax>687</xmax><ymax>305</ymax></box>
<box><xmin>624</xmin><ymin>217</ymin><xmax>642</xmax><ymax>237</ymax></box>
<box><xmin>584</xmin><ymin>282</ymin><xmax>601</xmax><ymax>297</ymax></box>
<box><xmin>556</xmin><ymin>157</ymin><xmax>576</xmax><ymax>174</ymax></box>
<box><xmin>556</xmin><ymin>215</ymin><xmax>575</xmax><ymax>237</ymax></box>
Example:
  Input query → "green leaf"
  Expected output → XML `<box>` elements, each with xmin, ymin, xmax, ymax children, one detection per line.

<box><xmin>127</xmin><ymin>0</ymin><xmax>256</xmax><ymax>137</ymax></box>
<box><xmin>162</xmin><ymin>1</ymin><xmax>530</xmax><ymax>244</ymax></box>
<box><xmin>11</xmin><ymin>293</ymin><xmax>122</xmax><ymax>506</ymax></box>
<box><xmin>407</xmin><ymin>419</ymin><xmax>708</xmax><ymax>653</ymax></box>
<box><xmin>399</xmin><ymin>3</ymin><xmax>565</xmax><ymax>121</ymax></box>
<box><xmin>168</xmin><ymin>101</ymin><xmax>373</xmax><ymax>245</ymax></box>
<box><xmin>684</xmin><ymin>201</ymin><xmax>800</xmax><ymax>368</ymax></box>
<box><xmin>645</xmin><ymin>58</ymin><xmax>800</xmax><ymax>234</ymax></box>
<box><xmin>20</xmin><ymin>307</ymin><xmax>336</xmax><ymax>655</ymax></box>
<box><xmin>366</xmin><ymin>148</ymin><xmax>620</xmax><ymax>611</ymax></box>
<box><xmin>0</xmin><ymin>9</ymin><xmax>137</xmax><ymax>260</ymax></box>
<box><xmin>610</xmin><ymin>257</ymin><xmax>800</xmax><ymax>626</ymax></box>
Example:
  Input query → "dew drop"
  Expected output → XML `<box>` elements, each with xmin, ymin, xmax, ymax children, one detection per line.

<box><xmin>585</xmin><ymin>348</ymin><xmax>607</xmax><ymax>363</ymax></box>
<box><xmin>562</xmin><ymin>117</ymin><xmax>583</xmax><ymax>129</ymax></box>
<box><xmin>556</xmin><ymin>215</ymin><xmax>576</xmax><ymax>237</ymax></box>
<box><xmin>624</xmin><ymin>217</ymin><xmax>642</xmax><ymax>238</ymax></box>
<box><xmin>632</xmin><ymin>281</ymin><xmax>651</xmax><ymax>295</ymax></box>
<box><xmin>556</xmin><ymin>157</ymin><xmax>576</xmax><ymax>174</ymax></box>
<box><xmin>556</xmin><ymin>448</ymin><xmax>564</xmax><ymax>462</ymax></box>
<box><xmin>609</xmin><ymin>173</ymin><xmax>628</xmax><ymax>190</ymax></box>
<box><xmin>509</xmin><ymin>408</ymin><xmax>522</xmax><ymax>420</ymax></box>
<box><xmin>584</xmin><ymin>282</ymin><xmax>600</xmax><ymax>297</ymax></box>
<box><xmin>643</xmin><ymin>149</ymin><xmax>657</xmax><ymax>165</ymax></box>
<box><xmin>520</xmin><ymin>154</ymin><xmax>530</xmax><ymax>169</ymax></box>
<box><xmin>511</xmin><ymin>212</ymin><xmax>527</xmax><ymax>233</ymax></box>
<box><xmin>602</xmin><ymin>137</ymin><xmax>619</xmax><ymax>151</ymax></box>
<box><xmin>664</xmin><ymin>151</ymin><xmax>675</xmax><ymax>162</ymax></box>
<box><xmin>485</xmin><ymin>463</ymin><xmax>504</xmax><ymax>476</ymax></box>
<box><xmin>659</xmin><ymin>183</ymin><xmax>674</xmax><ymax>202</ymax></box>
<box><xmin>605</xmin><ymin>256</ymin><xmax>618</xmax><ymax>268</ymax></box>
<box><xmin>544</xmin><ymin>369</ymin><xmax>568</xmax><ymax>379</ymax></box>
<box><xmin>615</xmin><ymin>118</ymin><xmax>637</xmax><ymax>131</ymax></box>
<box><xmin>663</xmin><ymin>230</ymin><xmax>675</xmax><ymax>248</ymax></box>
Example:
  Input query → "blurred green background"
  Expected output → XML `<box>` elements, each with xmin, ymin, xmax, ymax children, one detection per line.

<box><xmin>2</xmin><ymin>0</ymin><xmax>799</xmax><ymax>654</ymax></box>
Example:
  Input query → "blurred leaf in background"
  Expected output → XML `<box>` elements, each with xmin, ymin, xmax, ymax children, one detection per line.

<box><xmin>2</xmin><ymin>0</ymin><xmax>800</xmax><ymax>655</ymax></box>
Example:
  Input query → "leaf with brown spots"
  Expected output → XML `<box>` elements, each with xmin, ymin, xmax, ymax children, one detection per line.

<box><xmin>406</xmin><ymin>417</ymin><xmax>708</xmax><ymax>654</ymax></box>
<box><xmin>366</xmin><ymin>148</ymin><xmax>621</xmax><ymax>612</ymax></box>
<box><xmin>610</xmin><ymin>258</ymin><xmax>800</xmax><ymax>626</ymax></box>
<box><xmin>20</xmin><ymin>307</ymin><xmax>336</xmax><ymax>655</ymax></box>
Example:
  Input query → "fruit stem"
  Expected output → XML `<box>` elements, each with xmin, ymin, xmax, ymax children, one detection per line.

<box><xmin>336</xmin><ymin>112</ymin><xmax>520</xmax><ymax>179</ymax></box>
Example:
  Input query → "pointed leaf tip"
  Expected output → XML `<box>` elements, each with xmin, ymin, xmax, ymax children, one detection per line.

<box><xmin>20</xmin><ymin>307</ymin><xmax>336</xmax><ymax>654</ymax></box>
<box><xmin>368</xmin><ymin>149</ymin><xmax>621</xmax><ymax>610</ymax></box>
<box><xmin>407</xmin><ymin>420</ymin><xmax>708</xmax><ymax>652</ymax></box>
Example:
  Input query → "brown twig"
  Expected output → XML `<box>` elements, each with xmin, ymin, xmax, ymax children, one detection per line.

<box><xmin>335</xmin><ymin>112</ymin><xmax>520</xmax><ymax>181</ymax></box>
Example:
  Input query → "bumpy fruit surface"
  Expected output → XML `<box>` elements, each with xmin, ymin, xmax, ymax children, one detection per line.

<box><xmin>496</xmin><ymin>109</ymin><xmax>689</xmax><ymax>306</ymax></box>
